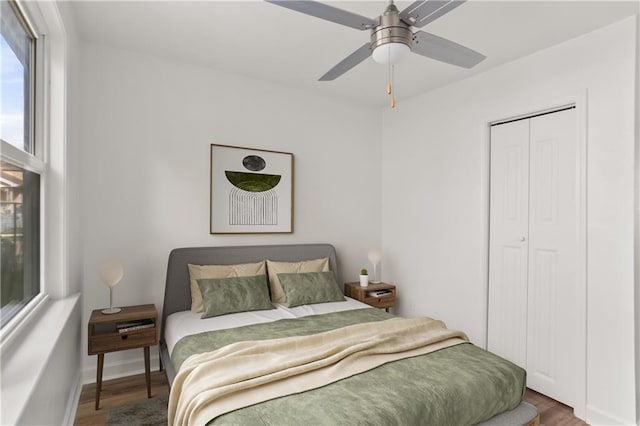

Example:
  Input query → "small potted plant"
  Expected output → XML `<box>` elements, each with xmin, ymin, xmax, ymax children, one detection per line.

<box><xmin>359</xmin><ymin>268</ymin><xmax>369</xmax><ymax>287</ymax></box>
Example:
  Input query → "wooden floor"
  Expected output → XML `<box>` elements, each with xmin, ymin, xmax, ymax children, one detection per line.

<box><xmin>524</xmin><ymin>388</ymin><xmax>588</xmax><ymax>426</ymax></box>
<box><xmin>74</xmin><ymin>372</ymin><xmax>586</xmax><ymax>426</ymax></box>
<box><xmin>74</xmin><ymin>371</ymin><xmax>169</xmax><ymax>426</ymax></box>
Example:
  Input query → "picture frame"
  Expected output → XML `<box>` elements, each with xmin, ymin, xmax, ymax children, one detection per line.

<box><xmin>210</xmin><ymin>144</ymin><xmax>294</xmax><ymax>234</ymax></box>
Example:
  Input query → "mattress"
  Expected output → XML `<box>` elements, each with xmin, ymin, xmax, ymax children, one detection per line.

<box><xmin>164</xmin><ymin>296</ymin><xmax>369</xmax><ymax>355</ymax></box>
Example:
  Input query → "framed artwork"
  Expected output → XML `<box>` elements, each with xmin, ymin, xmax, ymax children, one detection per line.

<box><xmin>210</xmin><ymin>144</ymin><xmax>293</xmax><ymax>234</ymax></box>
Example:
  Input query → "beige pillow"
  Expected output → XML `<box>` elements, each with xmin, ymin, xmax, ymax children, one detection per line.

<box><xmin>188</xmin><ymin>261</ymin><xmax>266</xmax><ymax>313</ymax></box>
<box><xmin>266</xmin><ymin>257</ymin><xmax>330</xmax><ymax>304</ymax></box>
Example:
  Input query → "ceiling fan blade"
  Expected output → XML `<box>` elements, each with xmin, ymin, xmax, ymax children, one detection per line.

<box><xmin>400</xmin><ymin>0</ymin><xmax>465</xmax><ymax>28</ymax></box>
<box><xmin>265</xmin><ymin>0</ymin><xmax>376</xmax><ymax>30</ymax></box>
<box><xmin>412</xmin><ymin>30</ymin><xmax>485</xmax><ymax>68</ymax></box>
<box><xmin>319</xmin><ymin>43</ymin><xmax>371</xmax><ymax>81</ymax></box>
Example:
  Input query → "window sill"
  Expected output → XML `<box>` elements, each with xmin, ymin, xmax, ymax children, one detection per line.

<box><xmin>0</xmin><ymin>293</ymin><xmax>81</xmax><ymax>425</ymax></box>
<box><xmin>0</xmin><ymin>293</ymin><xmax>49</xmax><ymax>348</ymax></box>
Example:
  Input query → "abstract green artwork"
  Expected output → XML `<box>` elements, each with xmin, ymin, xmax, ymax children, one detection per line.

<box><xmin>210</xmin><ymin>144</ymin><xmax>293</xmax><ymax>234</ymax></box>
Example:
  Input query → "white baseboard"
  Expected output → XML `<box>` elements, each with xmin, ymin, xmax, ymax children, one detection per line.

<box><xmin>82</xmin><ymin>353</ymin><xmax>162</xmax><ymax>384</ymax></box>
<box><xmin>586</xmin><ymin>404</ymin><xmax>635</xmax><ymax>425</ymax></box>
<box><xmin>63</xmin><ymin>371</ymin><xmax>82</xmax><ymax>425</ymax></box>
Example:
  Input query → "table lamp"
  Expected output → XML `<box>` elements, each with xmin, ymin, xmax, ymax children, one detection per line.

<box><xmin>100</xmin><ymin>260</ymin><xmax>124</xmax><ymax>314</ymax></box>
<box><xmin>367</xmin><ymin>249</ymin><xmax>382</xmax><ymax>283</ymax></box>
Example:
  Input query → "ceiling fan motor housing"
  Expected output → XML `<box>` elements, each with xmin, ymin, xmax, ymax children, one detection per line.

<box><xmin>370</xmin><ymin>6</ymin><xmax>412</xmax><ymax>52</ymax></box>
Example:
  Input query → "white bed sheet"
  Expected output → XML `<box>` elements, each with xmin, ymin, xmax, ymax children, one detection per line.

<box><xmin>165</xmin><ymin>297</ymin><xmax>370</xmax><ymax>355</ymax></box>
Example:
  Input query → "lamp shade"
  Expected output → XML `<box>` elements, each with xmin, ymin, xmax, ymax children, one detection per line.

<box><xmin>367</xmin><ymin>249</ymin><xmax>382</xmax><ymax>264</ymax></box>
<box><xmin>100</xmin><ymin>260</ymin><xmax>124</xmax><ymax>288</ymax></box>
<box><xmin>372</xmin><ymin>42</ymin><xmax>410</xmax><ymax>65</ymax></box>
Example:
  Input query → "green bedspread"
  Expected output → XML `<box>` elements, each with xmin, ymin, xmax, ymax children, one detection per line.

<box><xmin>171</xmin><ymin>308</ymin><xmax>526</xmax><ymax>426</ymax></box>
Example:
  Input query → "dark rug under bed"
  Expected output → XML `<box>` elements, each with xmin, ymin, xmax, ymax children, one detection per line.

<box><xmin>105</xmin><ymin>396</ymin><xmax>168</xmax><ymax>426</ymax></box>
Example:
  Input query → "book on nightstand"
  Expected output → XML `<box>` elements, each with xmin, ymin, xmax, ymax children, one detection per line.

<box><xmin>116</xmin><ymin>319</ymin><xmax>154</xmax><ymax>333</ymax></box>
<box><xmin>366</xmin><ymin>290</ymin><xmax>392</xmax><ymax>297</ymax></box>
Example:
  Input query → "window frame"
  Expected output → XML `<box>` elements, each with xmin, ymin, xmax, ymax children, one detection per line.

<box><xmin>0</xmin><ymin>0</ymin><xmax>49</xmax><ymax>342</ymax></box>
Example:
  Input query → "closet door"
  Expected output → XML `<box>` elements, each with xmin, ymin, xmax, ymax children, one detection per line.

<box><xmin>487</xmin><ymin>119</ymin><xmax>530</xmax><ymax>368</ymax></box>
<box><xmin>526</xmin><ymin>108</ymin><xmax>578</xmax><ymax>406</ymax></box>
<box><xmin>488</xmin><ymin>108</ymin><xmax>578</xmax><ymax>408</ymax></box>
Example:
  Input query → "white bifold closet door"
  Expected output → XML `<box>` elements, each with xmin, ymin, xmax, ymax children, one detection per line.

<box><xmin>488</xmin><ymin>108</ymin><xmax>578</xmax><ymax>407</ymax></box>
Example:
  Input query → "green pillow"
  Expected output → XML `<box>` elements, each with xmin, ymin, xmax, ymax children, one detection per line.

<box><xmin>277</xmin><ymin>271</ymin><xmax>346</xmax><ymax>308</ymax></box>
<box><xmin>197</xmin><ymin>275</ymin><xmax>274</xmax><ymax>318</ymax></box>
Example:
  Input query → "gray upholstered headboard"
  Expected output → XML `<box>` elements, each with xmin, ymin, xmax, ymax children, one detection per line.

<box><xmin>161</xmin><ymin>243</ymin><xmax>338</xmax><ymax>339</ymax></box>
<box><xmin>159</xmin><ymin>243</ymin><xmax>338</xmax><ymax>384</ymax></box>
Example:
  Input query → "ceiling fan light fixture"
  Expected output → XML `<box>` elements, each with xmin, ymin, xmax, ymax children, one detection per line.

<box><xmin>369</xmin><ymin>4</ymin><xmax>412</xmax><ymax>66</ymax></box>
<box><xmin>372</xmin><ymin>42</ymin><xmax>410</xmax><ymax>64</ymax></box>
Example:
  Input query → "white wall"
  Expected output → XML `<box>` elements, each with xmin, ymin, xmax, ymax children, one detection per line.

<box><xmin>634</xmin><ymin>9</ymin><xmax>640</xmax><ymax>425</ymax></box>
<box><xmin>60</xmin><ymin>0</ymin><xmax>83</xmax><ymax>298</ymax></box>
<box><xmin>636</xmin><ymin>10</ymin><xmax>640</xmax><ymax>425</ymax></box>
<box><xmin>381</xmin><ymin>17</ymin><xmax>637</xmax><ymax>425</ymax></box>
<box><xmin>76</xmin><ymin>43</ymin><xmax>382</xmax><ymax>381</ymax></box>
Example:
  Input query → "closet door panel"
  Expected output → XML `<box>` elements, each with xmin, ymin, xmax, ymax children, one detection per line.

<box><xmin>527</xmin><ymin>108</ymin><xmax>578</xmax><ymax>406</ymax></box>
<box><xmin>526</xmin><ymin>248</ymin><xmax>559</xmax><ymax>393</ymax></box>
<box><xmin>487</xmin><ymin>120</ymin><xmax>529</xmax><ymax>367</ymax></box>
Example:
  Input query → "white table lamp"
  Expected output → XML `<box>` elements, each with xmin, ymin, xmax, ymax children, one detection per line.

<box><xmin>100</xmin><ymin>260</ymin><xmax>124</xmax><ymax>314</ymax></box>
<box><xmin>367</xmin><ymin>249</ymin><xmax>382</xmax><ymax>283</ymax></box>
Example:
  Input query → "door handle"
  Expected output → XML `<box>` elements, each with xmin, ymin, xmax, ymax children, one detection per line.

<box><xmin>520</xmin><ymin>236</ymin><xmax>526</xmax><ymax>242</ymax></box>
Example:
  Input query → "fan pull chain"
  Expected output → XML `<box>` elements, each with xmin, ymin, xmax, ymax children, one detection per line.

<box><xmin>384</xmin><ymin>44</ymin><xmax>396</xmax><ymax>108</ymax></box>
<box><xmin>389</xmin><ymin>63</ymin><xmax>396</xmax><ymax>108</ymax></box>
<box><xmin>386</xmin><ymin>46</ymin><xmax>393</xmax><ymax>95</ymax></box>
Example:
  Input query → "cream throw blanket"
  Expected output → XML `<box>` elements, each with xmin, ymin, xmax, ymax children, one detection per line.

<box><xmin>168</xmin><ymin>317</ymin><xmax>468</xmax><ymax>426</ymax></box>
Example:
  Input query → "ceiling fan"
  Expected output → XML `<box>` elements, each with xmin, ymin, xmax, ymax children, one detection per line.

<box><xmin>265</xmin><ymin>0</ymin><xmax>486</xmax><ymax>81</ymax></box>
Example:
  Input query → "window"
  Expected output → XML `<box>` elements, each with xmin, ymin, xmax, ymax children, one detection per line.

<box><xmin>1</xmin><ymin>0</ymin><xmax>34</xmax><ymax>153</ymax></box>
<box><xmin>0</xmin><ymin>161</ymin><xmax>40</xmax><ymax>327</ymax></box>
<box><xmin>1</xmin><ymin>0</ymin><xmax>42</xmax><ymax>330</ymax></box>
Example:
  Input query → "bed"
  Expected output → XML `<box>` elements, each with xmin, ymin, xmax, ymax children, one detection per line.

<box><xmin>160</xmin><ymin>243</ymin><xmax>539</xmax><ymax>425</ymax></box>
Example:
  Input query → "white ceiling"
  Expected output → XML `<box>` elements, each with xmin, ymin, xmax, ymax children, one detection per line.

<box><xmin>69</xmin><ymin>0</ymin><xmax>639</xmax><ymax>107</ymax></box>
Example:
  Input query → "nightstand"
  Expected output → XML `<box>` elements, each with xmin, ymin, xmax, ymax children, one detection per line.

<box><xmin>344</xmin><ymin>282</ymin><xmax>396</xmax><ymax>312</ymax></box>
<box><xmin>88</xmin><ymin>304</ymin><xmax>159</xmax><ymax>410</ymax></box>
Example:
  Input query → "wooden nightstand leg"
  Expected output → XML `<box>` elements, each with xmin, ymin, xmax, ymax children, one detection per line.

<box><xmin>144</xmin><ymin>346</ymin><xmax>151</xmax><ymax>398</ymax></box>
<box><xmin>95</xmin><ymin>353</ymin><xmax>104</xmax><ymax>410</ymax></box>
